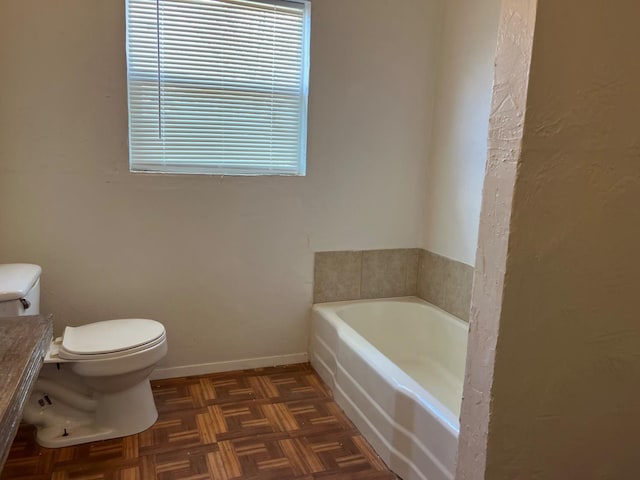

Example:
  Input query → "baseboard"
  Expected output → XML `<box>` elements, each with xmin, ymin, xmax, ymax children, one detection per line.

<box><xmin>150</xmin><ymin>352</ymin><xmax>309</xmax><ymax>380</ymax></box>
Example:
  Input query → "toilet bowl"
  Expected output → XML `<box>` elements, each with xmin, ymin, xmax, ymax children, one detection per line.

<box><xmin>0</xmin><ymin>263</ymin><xmax>168</xmax><ymax>448</ymax></box>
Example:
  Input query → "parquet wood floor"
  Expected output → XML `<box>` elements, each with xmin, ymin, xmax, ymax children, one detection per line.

<box><xmin>1</xmin><ymin>363</ymin><xmax>398</xmax><ymax>480</ymax></box>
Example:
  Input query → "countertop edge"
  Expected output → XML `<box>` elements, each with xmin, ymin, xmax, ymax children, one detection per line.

<box><xmin>0</xmin><ymin>315</ymin><xmax>52</xmax><ymax>470</ymax></box>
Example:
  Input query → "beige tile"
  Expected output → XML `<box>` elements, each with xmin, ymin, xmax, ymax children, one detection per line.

<box><xmin>418</xmin><ymin>250</ymin><xmax>474</xmax><ymax>321</ymax></box>
<box><xmin>444</xmin><ymin>262</ymin><xmax>474</xmax><ymax>320</ymax></box>
<box><xmin>404</xmin><ymin>248</ymin><xmax>420</xmax><ymax>295</ymax></box>
<box><xmin>313</xmin><ymin>251</ymin><xmax>362</xmax><ymax>303</ymax></box>
<box><xmin>361</xmin><ymin>249</ymin><xmax>419</xmax><ymax>299</ymax></box>
<box><xmin>418</xmin><ymin>249</ymin><xmax>447</xmax><ymax>308</ymax></box>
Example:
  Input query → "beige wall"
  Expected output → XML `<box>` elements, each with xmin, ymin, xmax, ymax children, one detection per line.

<box><xmin>457</xmin><ymin>0</ymin><xmax>537</xmax><ymax>476</ymax></box>
<box><xmin>459</xmin><ymin>0</ymin><xmax>640</xmax><ymax>477</ymax></box>
<box><xmin>0</xmin><ymin>1</ymin><xmax>441</xmax><ymax>373</ymax></box>
<box><xmin>422</xmin><ymin>0</ymin><xmax>501</xmax><ymax>266</ymax></box>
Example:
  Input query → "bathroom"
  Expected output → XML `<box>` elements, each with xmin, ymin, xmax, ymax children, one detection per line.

<box><xmin>0</xmin><ymin>0</ymin><xmax>497</xmax><ymax>373</ymax></box>
<box><xmin>2</xmin><ymin>0</ymin><xmax>640</xmax><ymax>479</ymax></box>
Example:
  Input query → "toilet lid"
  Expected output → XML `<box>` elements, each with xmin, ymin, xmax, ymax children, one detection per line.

<box><xmin>61</xmin><ymin>319</ymin><xmax>166</xmax><ymax>355</ymax></box>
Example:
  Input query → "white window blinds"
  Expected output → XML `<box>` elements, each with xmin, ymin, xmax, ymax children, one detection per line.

<box><xmin>126</xmin><ymin>0</ymin><xmax>310</xmax><ymax>175</ymax></box>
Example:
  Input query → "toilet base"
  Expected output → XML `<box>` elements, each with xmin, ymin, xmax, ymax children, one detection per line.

<box><xmin>23</xmin><ymin>377</ymin><xmax>158</xmax><ymax>448</ymax></box>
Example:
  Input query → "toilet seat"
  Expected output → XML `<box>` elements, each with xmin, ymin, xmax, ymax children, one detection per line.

<box><xmin>58</xmin><ymin>332</ymin><xmax>167</xmax><ymax>360</ymax></box>
<box><xmin>58</xmin><ymin>319</ymin><xmax>166</xmax><ymax>360</ymax></box>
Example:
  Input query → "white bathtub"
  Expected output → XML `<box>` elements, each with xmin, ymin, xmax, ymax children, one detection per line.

<box><xmin>310</xmin><ymin>297</ymin><xmax>468</xmax><ymax>480</ymax></box>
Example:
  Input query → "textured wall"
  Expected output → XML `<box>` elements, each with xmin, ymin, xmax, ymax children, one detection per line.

<box><xmin>0</xmin><ymin>0</ymin><xmax>441</xmax><ymax>373</ymax></box>
<box><xmin>457</xmin><ymin>2</ymin><xmax>537</xmax><ymax>475</ymax></box>
<box><xmin>460</xmin><ymin>0</ymin><xmax>640</xmax><ymax>477</ymax></box>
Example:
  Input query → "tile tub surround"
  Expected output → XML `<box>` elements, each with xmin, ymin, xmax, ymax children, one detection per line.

<box><xmin>313</xmin><ymin>249</ymin><xmax>473</xmax><ymax>321</ymax></box>
<box><xmin>314</xmin><ymin>249</ymin><xmax>420</xmax><ymax>303</ymax></box>
<box><xmin>417</xmin><ymin>250</ymin><xmax>474</xmax><ymax>321</ymax></box>
<box><xmin>314</xmin><ymin>251</ymin><xmax>365</xmax><ymax>303</ymax></box>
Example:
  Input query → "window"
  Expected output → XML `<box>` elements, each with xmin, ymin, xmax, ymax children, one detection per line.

<box><xmin>126</xmin><ymin>0</ymin><xmax>311</xmax><ymax>175</ymax></box>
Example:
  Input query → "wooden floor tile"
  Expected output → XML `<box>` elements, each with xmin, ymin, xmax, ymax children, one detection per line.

<box><xmin>1</xmin><ymin>364</ymin><xmax>397</xmax><ymax>480</ymax></box>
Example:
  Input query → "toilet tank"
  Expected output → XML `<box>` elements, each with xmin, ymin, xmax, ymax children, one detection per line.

<box><xmin>0</xmin><ymin>264</ymin><xmax>41</xmax><ymax>316</ymax></box>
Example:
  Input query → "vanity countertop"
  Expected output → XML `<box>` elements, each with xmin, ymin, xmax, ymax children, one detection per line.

<box><xmin>0</xmin><ymin>315</ymin><xmax>52</xmax><ymax>470</ymax></box>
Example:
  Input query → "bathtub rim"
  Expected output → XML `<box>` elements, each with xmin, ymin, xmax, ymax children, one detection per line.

<box><xmin>311</xmin><ymin>296</ymin><xmax>466</xmax><ymax>436</ymax></box>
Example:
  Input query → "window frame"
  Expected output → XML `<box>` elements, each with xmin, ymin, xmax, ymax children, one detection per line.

<box><xmin>125</xmin><ymin>0</ymin><xmax>311</xmax><ymax>176</ymax></box>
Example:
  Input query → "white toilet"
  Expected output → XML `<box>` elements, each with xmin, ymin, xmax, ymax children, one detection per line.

<box><xmin>0</xmin><ymin>263</ymin><xmax>168</xmax><ymax>448</ymax></box>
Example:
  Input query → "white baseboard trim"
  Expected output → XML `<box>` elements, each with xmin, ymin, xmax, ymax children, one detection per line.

<box><xmin>150</xmin><ymin>352</ymin><xmax>309</xmax><ymax>380</ymax></box>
